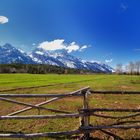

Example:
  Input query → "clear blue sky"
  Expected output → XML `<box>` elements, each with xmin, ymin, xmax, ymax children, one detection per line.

<box><xmin>0</xmin><ymin>0</ymin><xmax>140</xmax><ymax>67</ymax></box>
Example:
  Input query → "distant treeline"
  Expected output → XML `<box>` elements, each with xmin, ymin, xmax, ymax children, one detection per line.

<box><xmin>116</xmin><ymin>60</ymin><xmax>140</xmax><ymax>75</ymax></box>
<box><xmin>0</xmin><ymin>63</ymin><xmax>94</xmax><ymax>74</ymax></box>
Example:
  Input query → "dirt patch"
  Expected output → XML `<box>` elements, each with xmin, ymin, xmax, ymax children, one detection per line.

<box><xmin>119</xmin><ymin>85</ymin><xmax>134</xmax><ymax>90</ymax></box>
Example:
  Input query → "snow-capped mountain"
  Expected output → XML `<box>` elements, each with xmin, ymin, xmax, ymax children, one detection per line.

<box><xmin>31</xmin><ymin>48</ymin><xmax>86</xmax><ymax>69</ymax></box>
<box><xmin>30</xmin><ymin>47</ymin><xmax>114</xmax><ymax>73</ymax></box>
<box><xmin>0</xmin><ymin>43</ymin><xmax>34</xmax><ymax>64</ymax></box>
<box><xmin>0</xmin><ymin>43</ymin><xmax>114</xmax><ymax>73</ymax></box>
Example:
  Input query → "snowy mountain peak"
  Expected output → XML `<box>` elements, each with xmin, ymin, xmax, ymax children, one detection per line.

<box><xmin>0</xmin><ymin>43</ymin><xmax>34</xmax><ymax>64</ymax></box>
<box><xmin>31</xmin><ymin>47</ymin><xmax>114</xmax><ymax>72</ymax></box>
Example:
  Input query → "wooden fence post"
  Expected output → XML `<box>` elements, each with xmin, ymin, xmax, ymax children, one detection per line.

<box><xmin>81</xmin><ymin>89</ymin><xmax>90</xmax><ymax>140</ymax></box>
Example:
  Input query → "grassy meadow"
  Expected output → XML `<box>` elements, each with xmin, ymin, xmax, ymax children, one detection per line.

<box><xmin>0</xmin><ymin>74</ymin><xmax>140</xmax><ymax>139</ymax></box>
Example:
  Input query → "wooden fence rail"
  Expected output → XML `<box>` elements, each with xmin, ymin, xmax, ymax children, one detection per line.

<box><xmin>82</xmin><ymin>108</ymin><xmax>140</xmax><ymax>112</ymax></box>
<box><xmin>0</xmin><ymin>113</ymin><xmax>80</xmax><ymax>120</ymax></box>
<box><xmin>8</xmin><ymin>97</ymin><xmax>64</xmax><ymax>116</ymax></box>
<box><xmin>0</xmin><ymin>87</ymin><xmax>140</xmax><ymax>139</ymax></box>
<box><xmin>0</xmin><ymin>86</ymin><xmax>89</xmax><ymax>98</ymax></box>
<box><xmin>0</xmin><ymin>125</ymin><xmax>140</xmax><ymax>139</ymax></box>
<box><xmin>90</xmin><ymin>90</ymin><xmax>140</xmax><ymax>94</ymax></box>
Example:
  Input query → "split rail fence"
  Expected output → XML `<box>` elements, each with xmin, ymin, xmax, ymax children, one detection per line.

<box><xmin>0</xmin><ymin>86</ymin><xmax>140</xmax><ymax>139</ymax></box>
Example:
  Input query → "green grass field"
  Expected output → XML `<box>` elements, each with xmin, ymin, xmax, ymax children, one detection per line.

<box><xmin>0</xmin><ymin>74</ymin><xmax>140</xmax><ymax>139</ymax></box>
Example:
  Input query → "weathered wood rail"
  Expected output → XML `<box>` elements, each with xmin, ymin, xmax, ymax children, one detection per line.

<box><xmin>0</xmin><ymin>87</ymin><xmax>140</xmax><ymax>139</ymax></box>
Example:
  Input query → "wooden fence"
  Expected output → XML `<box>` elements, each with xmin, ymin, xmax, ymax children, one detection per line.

<box><xmin>0</xmin><ymin>87</ymin><xmax>140</xmax><ymax>139</ymax></box>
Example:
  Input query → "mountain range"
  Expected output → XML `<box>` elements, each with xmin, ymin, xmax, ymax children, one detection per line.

<box><xmin>0</xmin><ymin>43</ymin><xmax>114</xmax><ymax>73</ymax></box>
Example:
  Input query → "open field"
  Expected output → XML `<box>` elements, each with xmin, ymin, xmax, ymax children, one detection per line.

<box><xmin>0</xmin><ymin>74</ymin><xmax>140</xmax><ymax>139</ymax></box>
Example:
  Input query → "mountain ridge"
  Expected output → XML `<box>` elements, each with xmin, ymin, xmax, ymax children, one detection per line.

<box><xmin>0</xmin><ymin>43</ymin><xmax>114</xmax><ymax>73</ymax></box>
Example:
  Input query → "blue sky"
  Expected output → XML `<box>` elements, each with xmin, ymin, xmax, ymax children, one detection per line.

<box><xmin>0</xmin><ymin>0</ymin><xmax>140</xmax><ymax>67</ymax></box>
